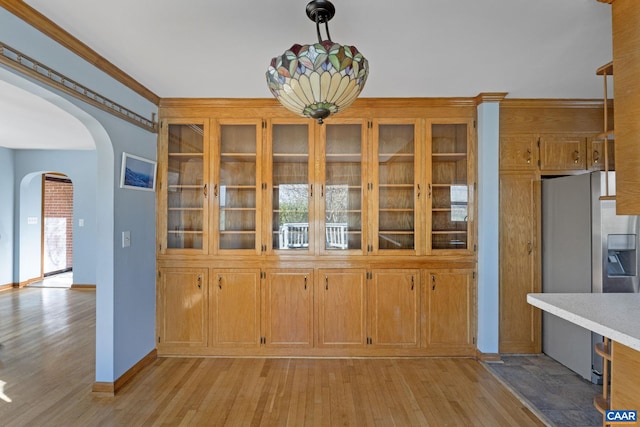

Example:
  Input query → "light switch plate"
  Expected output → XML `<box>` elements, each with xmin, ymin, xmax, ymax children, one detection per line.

<box><xmin>122</xmin><ymin>231</ymin><xmax>131</xmax><ymax>248</ymax></box>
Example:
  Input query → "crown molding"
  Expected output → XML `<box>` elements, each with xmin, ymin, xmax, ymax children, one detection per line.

<box><xmin>0</xmin><ymin>0</ymin><xmax>160</xmax><ymax>105</ymax></box>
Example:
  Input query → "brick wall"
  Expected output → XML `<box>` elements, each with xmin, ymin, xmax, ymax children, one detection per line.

<box><xmin>44</xmin><ymin>175</ymin><xmax>73</xmax><ymax>272</ymax></box>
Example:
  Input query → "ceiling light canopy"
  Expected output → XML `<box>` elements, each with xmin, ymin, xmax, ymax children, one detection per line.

<box><xmin>266</xmin><ymin>0</ymin><xmax>369</xmax><ymax>124</ymax></box>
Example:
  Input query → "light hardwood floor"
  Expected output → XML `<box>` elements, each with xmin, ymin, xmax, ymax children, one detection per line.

<box><xmin>0</xmin><ymin>288</ymin><xmax>544</xmax><ymax>426</ymax></box>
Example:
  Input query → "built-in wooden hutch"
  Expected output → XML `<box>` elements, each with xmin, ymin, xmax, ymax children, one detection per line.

<box><xmin>156</xmin><ymin>98</ymin><xmax>478</xmax><ymax>357</ymax></box>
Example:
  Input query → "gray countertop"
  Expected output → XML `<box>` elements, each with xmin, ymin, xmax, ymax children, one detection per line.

<box><xmin>527</xmin><ymin>293</ymin><xmax>640</xmax><ymax>352</ymax></box>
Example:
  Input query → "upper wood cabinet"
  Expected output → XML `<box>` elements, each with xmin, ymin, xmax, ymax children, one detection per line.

<box><xmin>157</xmin><ymin>112</ymin><xmax>476</xmax><ymax>257</ymax></box>
<box><xmin>500</xmin><ymin>135</ymin><xmax>538</xmax><ymax>171</ymax></box>
<box><xmin>588</xmin><ymin>137</ymin><xmax>616</xmax><ymax>172</ymax></box>
<box><xmin>158</xmin><ymin>120</ymin><xmax>209</xmax><ymax>254</ymax></box>
<box><xmin>427</xmin><ymin>120</ymin><xmax>475</xmax><ymax>254</ymax></box>
<box><xmin>539</xmin><ymin>135</ymin><xmax>587</xmax><ymax>172</ymax></box>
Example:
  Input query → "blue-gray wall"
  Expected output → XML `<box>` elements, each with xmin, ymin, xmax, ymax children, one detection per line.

<box><xmin>13</xmin><ymin>150</ymin><xmax>97</xmax><ymax>285</ymax></box>
<box><xmin>0</xmin><ymin>147</ymin><xmax>15</xmax><ymax>287</ymax></box>
<box><xmin>1</xmin><ymin>8</ymin><xmax>158</xmax><ymax>382</ymax></box>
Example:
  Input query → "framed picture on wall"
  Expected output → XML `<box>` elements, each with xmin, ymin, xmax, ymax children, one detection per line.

<box><xmin>120</xmin><ymin>152</ymin><xmax>157</xmax><ymax>191</ymax></box>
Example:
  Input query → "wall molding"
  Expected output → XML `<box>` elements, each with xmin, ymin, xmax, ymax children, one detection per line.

<box><xmin>92</xmin><ymin>349</ymin><xmax>157</xmax><ymax>396</ymax></box>
<box><xmin>0</xmin><ymin>0</ymin><xmax>159</xmax><ymax>105</ymax></box>
<box><xmin>70</xmin><ymin>284</ymin><xmax>96</xmax><ymax>290</ymax></box>
<box><xmin>0</xmin><ymin>283</ymin><xmax>15</xmax><ymax>292</ymax></box>
<box><xmin>17</xmin><ymin>276</ymin><xmax>42</xmax><ymax>288</ymax></box>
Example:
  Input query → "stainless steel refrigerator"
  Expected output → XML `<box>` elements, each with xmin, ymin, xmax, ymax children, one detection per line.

<box><xmin>541</xmin><ymin>171</ymin><xmax>639</xmax><ymax>383</ymax></box>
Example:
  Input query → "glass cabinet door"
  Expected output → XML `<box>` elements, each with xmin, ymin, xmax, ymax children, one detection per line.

<box><xmin>269</xmin><ymin>122</ymin><xmax>313</xmax><ymax>252</ymax></box>
<box><xmin>374</xmin><ymin>122</ymin><xmax>418</xmax><ymax>253</ymax></box>
<box><xmin>429</xmin><ymin>122</ymin><xmax>471</xmax><ymax>252</ymax></box>
<box><xmin>216</xmin><ymin>122</ymin><xmax>261</xmax><ymax>252</ymax></box>
<box><xmin>321</xmin><ymin>122</ymin><xmax>365</xmax><ymax>254</ymax></box>
<box><xmin>163</xmin><ymin>122</ymin><xmax>208</xmax><ymax>253</ymax></box>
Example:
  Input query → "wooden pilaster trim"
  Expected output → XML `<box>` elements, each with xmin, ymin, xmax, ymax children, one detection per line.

<box><xmin>0</xmin><ymin>1</ymin><xmax>160</xmax><ymax>105</ymax></box>
<box><xmin>475</xmin><ymin>92</ymin><xmax>508</xmax><ymax>105</ymax></box>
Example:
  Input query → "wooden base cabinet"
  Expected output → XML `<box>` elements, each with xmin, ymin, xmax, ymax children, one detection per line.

<box><xmin>210</xmin><ymin>269</ymin><xmax>261</xmax><ymax>347</ymax></box>
<box><xmin>368</xmin><ymin>269</ymin><xmax>420</xmax><ymax>348</ymax></box>
<box><xmin>157</xmin><ymin>268</ymin><xmax>208</xmax><ymax>348</ymax></box>
<box><xmin>263</xmin><ymin>270</ymin><xmax>313</xmax><ymax>348</ymax></box>
<box><xmin>425</xmin><ymin>269</ymin><xmax>476</xmax><ymax>352</ymax></box>
<box><xmin>317</xmin><ymin>269</ymin><xmax>367</xmax><ymax>348</ymax></box>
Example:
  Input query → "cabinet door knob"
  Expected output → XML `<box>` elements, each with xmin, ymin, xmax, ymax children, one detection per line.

<box><xmin>417</xmin><ymin>184</ymin><xmax>421</xmax><ymax>199</ymax></box>
<box><xmin>573</xmin><ymin>150</ymin><xmax>580</xmax><ymax>164</ymax></box>
<box><xmin>203</xmin><ymin>184</ymin><xmax>208</xmax><ymax>197</ymax></box>
<box><xmin>527</xmin><ymin>241</ymin><xmax>533</xmax><ymax>254</ymax></box>
<box><xmin>526</xmin><ymin>148</ymin><xmax>532</xmax><ymax>164</ymax></box>
<box><xmin>593</xmin><ymin>150</ymin><xmax>600</xmax><ymax>164</ymax></box>
<box><xmin>218</xmin><ymin>276</ymin><xmax>222</xmax><ymax>289</ymax></box>
<box><xmin>214</xmin><ymin>184</ymin><xmax>218</xmax><ymax>198</ymax></box>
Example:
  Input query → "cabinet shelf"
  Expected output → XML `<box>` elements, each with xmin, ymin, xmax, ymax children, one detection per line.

<box><xmin>168</xmin><ymin>230</ymin><xmax>203</xmax><ymax>234</ymax></box>
<box><xmin>220</xmin><ymin>185</ymin><xmax>256</xmax><ymax>190</ymax></box>
<box><xmin>380</xmin><ymin>208</ymin><xmax>414</xmax><ymax>213</ymax></box>
<box><xmin>219</xmin><ymin>230</ymin><xmax>256</xmax><ymax>235</ymax></box>
<box><xmin>168</xmin><ymin>208</ymin><xmax>203</xmax><ymax>211</ymax></box>
<box><xmin>220</xmin><ymin>208</ymin><xmax>256</xmax><ymax>212</ymax></box>
<box><xmin>596</xmin><ymin>61</ymin><xmax>613</xmax><ymax>76</ymax></box>
<box><xmin>595</xmin><ymin>342</ymin><xmax>612</xmax><ymax>361</ymax></box>
<box><xmin>168</xmin><ymin>152</ymin><xmax>203</xmax><ymax>158</ymax></box>
<box><xmin>379</xmin><ymin>230</ymin><xmax>414</xmax><ymax>235</ymax></box>
<box><xmin>168</xmin><ymin>185</ymin><xmax>204</xmax><ymax>190</ymax></box>
<box><xmin>432</xmin><ymin>153</ymin><xmax>467</xmax><ymax>161</ymax></box>
<box><xmin>379</xmin><ymin>184</ymin><xmax>413</xmax><ymax>189</ymax></box>
<box><xmin>432</xmin><ymin>230</ymin><xmax>467</xmax><ymax>235</ymax></box>
<box><xmin>593</xmin><ymin>395</ymin><xmax>609</xmax><ymax>415</ymax></box>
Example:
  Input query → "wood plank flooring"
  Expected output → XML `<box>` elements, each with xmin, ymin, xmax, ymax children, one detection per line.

<box><xmin>0</xmin><ymin>288</ymin><xmax>545</xmax><ymax>426</ymax></box>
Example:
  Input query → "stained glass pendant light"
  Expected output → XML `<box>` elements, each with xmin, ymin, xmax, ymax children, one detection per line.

<box><xmin>266</xmin><ymin>0</ymin><xmax>369</xmax><ymax>124</ymax></box>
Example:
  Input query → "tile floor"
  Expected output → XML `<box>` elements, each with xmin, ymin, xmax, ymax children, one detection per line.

<box><xmin>485</xmin><ymin>354</ymin><xmax>603</xmax><ymax>427</ymax></box>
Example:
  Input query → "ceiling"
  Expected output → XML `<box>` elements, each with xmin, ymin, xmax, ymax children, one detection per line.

<box><xmin>0</xmin><ymin>0</ymin><xmax>613</xmax><ymax>150</ymax></box>
<box><xmin>22</xmin><ymin>0</ymin><xmax>613</xmax><ymax>99</ymax></box>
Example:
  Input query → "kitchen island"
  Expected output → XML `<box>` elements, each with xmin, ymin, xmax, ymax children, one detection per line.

<box><xmin>527</xmin><ymin>293</ymin><xmax>640</xmax><ymax>424</ymax></box>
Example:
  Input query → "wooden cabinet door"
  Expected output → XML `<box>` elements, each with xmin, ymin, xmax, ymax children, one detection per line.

<box><xmin>212</xmin><ymin>120</ymin><xmax>263</xmax><ymax>254</ymax></box>
<box><xmin>539</xmin><ymin>135</ymin><xmax>587</xmax><ymax>172</ymax></box>
<box><xmin>588</xmin><ymin>137</ymin><xmax>615</xmax><ymax>172</ymax></box>
<box><xmin>159</xmin><ymin>120</ymin><xmax>209</xmax><ymax>254</ymax></box>
<box><xmin>318</xmin><ymin>120</ymin><xmax>368</xmax><ymax>255</ymax></box>
<box><xmin>427</xmin><ymin>120</ymin><xmax>475</xmax><ymax>255</ymax></box>
<box><xmin>211</xmin><ymin>269</ymin><xmax>260</xmax><ymax>347</ymax></box>
<box><xmin>264</xmin><ymin>120</ymin><xmax>315</xmax><ymax>254</ymax></box>
<box><xmin>499</xmin><ymin>172</ymin><xmax>540</xmax><ymax>353</ymax></box>
<box><xmin>371</xmin><ymin>120</ymin><xmax>421</xmax><ymax>255</ymax></box>
<box><xmin>425</xmin><ymin>269</ymin><xmax>475</xmax><ymax>351</ymax></box>
<box><xmin>263</xmin><ymin>270</ymin><xmax>313</xmax><ymax>348</ymax></box>
<box><xmin>157</xmin><ymin>268</ymin><xmax>207</xmax><ymax>347</ymax></box>
<box><xmin>368</xmin><ymin>269</ymin><xmax>419</xmax><ymax>347</ymax></box>
<box><xmin>317</xmin><ymin>269</ymin><xmax>367</xmax><ymax>347</ymax></box>
<box><xmin>500</xmin><ymin>135</ymin><xmax>537</xmax><ymax>171</ymax></box>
